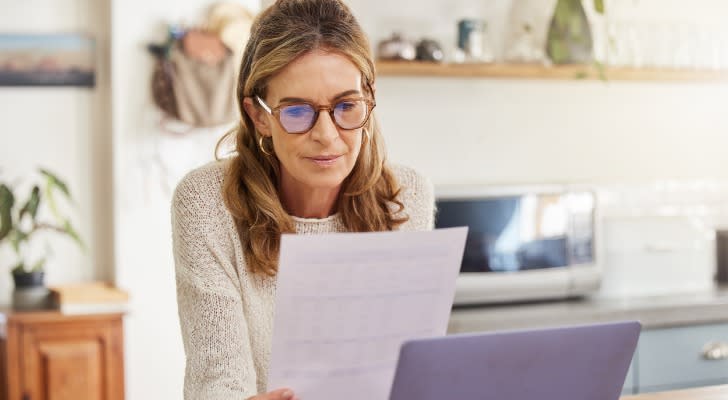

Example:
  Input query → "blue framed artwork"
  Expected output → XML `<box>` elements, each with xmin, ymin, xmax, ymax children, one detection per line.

<box><xmin>0</xmin><ymin>34</ymin><xmax>95</xmax><ymax>87</ymax></box>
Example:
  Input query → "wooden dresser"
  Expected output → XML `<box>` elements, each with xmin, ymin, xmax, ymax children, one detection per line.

<box><xmin>0</xmin><ymin>310</ymin><xmax>124</xmax><ymax>400</ymax></box>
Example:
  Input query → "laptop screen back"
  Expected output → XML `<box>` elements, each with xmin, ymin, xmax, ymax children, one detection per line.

<box><xmin>389</xmin><ymin>321</ymin><xmax>641</xmax><ymax>400</ymax></box>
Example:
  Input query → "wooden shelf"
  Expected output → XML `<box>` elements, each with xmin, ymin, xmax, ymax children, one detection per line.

<box><xmin>375</xmin><ymin>60</ymin><xmax>728</xmax><ymax>81</ymax></box>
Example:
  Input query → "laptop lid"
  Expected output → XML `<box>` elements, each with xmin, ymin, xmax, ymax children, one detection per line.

<box><xmin>389</xmin><ymin>320</ymin><xmax>641</xmax><ymax>400</ymax></box>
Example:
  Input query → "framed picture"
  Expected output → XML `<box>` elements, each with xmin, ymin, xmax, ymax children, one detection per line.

<box><xmin>0</xmin><ymin>33</ymin><xmax>95</xmax><ymax>87</ymax></box>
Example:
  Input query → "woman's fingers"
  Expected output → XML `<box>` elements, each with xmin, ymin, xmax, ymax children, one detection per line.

<box><xmin>250</xmin><ymin>387</ymin><xmax>298</xmax><ymax>400</ymax></box>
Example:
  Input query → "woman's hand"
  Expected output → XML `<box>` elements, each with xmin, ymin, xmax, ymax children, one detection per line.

<box><xmin>247</xmin><ymin>388</ymin><xmax>300</xmax><ymax>400</ymax></box>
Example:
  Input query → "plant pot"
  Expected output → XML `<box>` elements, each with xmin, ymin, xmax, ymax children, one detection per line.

<box><xmin>12</xmin><ymin>270</ymin><xmax>51</xmax><ymax>311</ymax></box>
<box><xmin>12</xmin><ymin>270</ymin><xmax>45</xmax><ymax>288</ymax></box>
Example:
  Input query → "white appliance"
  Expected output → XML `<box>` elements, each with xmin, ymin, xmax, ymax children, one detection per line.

<box><xmin>597</xmin><ymin>215</ymin><xmax>716</xmax><ymax>298</ymax></box>
<box><xmin>435</xmin><ymin>185</ymin><xmax>601</xmax><ymax>306</ymax></box>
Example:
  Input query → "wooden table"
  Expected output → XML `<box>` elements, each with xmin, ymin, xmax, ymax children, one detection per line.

<box><xmin>622</xmin><ymin>385</ymin><xmax>728</xmax><ymax>400</ymax></box>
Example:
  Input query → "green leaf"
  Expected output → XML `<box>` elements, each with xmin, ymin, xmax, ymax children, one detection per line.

<box><xmin>40</xmin><ymin>168</ymin><xmax>76</xmax><ymax>225</ymax></box>
<box><xmin>9</xmin><ymin>230</ymin><xmax>28</xmax><ymax>253</ymax></box>
<box><xmin>593</xmin><ymin>0</ymin><xmax>605</xmax><ymax>14</ymax></box>
<box><xmin>0</xmin><ymin>183</ymin><xmax>14</xmax><ymax>241</ymax></box>
<box><xmin>39</xmin><ymin>168</ymin><xmax>71</xmax><ymax>199</ymax></box>
<box><xmin>44</xmin><ymin>180</ymin><xmax>60</xmax><ymax>220</ymax></box>
<box><xmin>18</xmin><ymin>185</ymin><xmax>40</xmax><ymax>222</ymax></box>
<box><xmin>62</xmin><ymin>219</ymin><xmax>86</xmax><ymax>251</ymax></box>
<box><xmin>11</xmin><ymin>262</ymin><xmax>25</xmax><ymax>274</ymax></box>
<box><xmin>30</xmin><ymin>257</ymin><xmax>46</xmax><ymax>272</ymax></box>
<box><xmin>593</xmin><ymin>60</ymin><xmax>608</xmax><ymax>81</ymax></box>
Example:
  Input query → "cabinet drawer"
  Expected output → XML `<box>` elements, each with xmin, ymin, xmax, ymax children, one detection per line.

<box><xmin>622</xmin><ymin>358</ymin><xmax>636</xmax><ymax>395</ymax></box>
<box><xmin>638</xmin><ymin>323</ymin><xmax>728</xmax><ymax>389</ymax></box>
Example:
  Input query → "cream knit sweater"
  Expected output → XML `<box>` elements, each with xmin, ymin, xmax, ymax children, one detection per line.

<box><xmin>171</xmin><ymin>159</ymin><xmax>434</xmax><ymax>400</ymax></box>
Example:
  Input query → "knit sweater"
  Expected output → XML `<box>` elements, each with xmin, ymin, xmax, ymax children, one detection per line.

<box><xmin>171</xmin><ymin>159</ymin><xmax>434</xmax><ymax>400</ymax></box>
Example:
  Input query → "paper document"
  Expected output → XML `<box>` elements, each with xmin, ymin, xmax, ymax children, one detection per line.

<box><xmin>267</xmin><ymin>227</ymin><xmax>468</xmax><ymax>400</ymax></box>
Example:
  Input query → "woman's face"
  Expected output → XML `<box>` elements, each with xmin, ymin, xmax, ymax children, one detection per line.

<box><xmin>245</xmin><ymin>49</ymin><xmax>367</xmax><ymax>192</ymax></box>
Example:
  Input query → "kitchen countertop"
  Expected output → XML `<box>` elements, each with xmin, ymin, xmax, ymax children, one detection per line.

<box><xmin>448</xmin><ymin>285</ymin><xmax>728</xmax><ymax>333</ymax></box>
<box><xmin>621</xmin><ymin>384</ymin><xmax>728</xmax><ymax>400</ymax></box>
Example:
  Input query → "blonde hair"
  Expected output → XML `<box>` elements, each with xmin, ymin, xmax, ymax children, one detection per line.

<box><xmin>218</xmin><ymin>0</ymin><xmax>408</xmax><ymax>276</ymax></box>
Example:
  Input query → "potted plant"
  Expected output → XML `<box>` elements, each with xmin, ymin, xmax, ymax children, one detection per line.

<box><xmin>0</xmin><ymin>168</ymin><xmax>84</xmax><ymax>310</ymax></box>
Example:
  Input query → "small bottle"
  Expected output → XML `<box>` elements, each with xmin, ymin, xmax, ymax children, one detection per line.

<box><xmin>456</xmin><ymin>19</ymin><xmax>494</xmax><ymax>63</ymax></box>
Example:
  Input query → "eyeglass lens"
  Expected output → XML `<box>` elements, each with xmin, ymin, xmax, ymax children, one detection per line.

<box><xmin>278</xmin><ymin>100</ymin><xmax>368</xmax><ymax>133</ymax></box>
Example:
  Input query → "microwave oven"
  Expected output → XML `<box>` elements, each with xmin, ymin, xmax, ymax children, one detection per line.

<box><xmin>435</xmin><ymin>185</ymin><xmax>600</xmax><ymax>306</ymax></box>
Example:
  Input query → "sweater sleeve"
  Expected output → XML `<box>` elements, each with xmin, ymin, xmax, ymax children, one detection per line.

<box><xmin>391</xmin><ymin>164</ymin><xmax>435</xmax><ymax>231</ymax></box>
<box><xmin>172</xmin><ymin>173</ymin><xmax>257</xmax><ymax>400</ymax></box>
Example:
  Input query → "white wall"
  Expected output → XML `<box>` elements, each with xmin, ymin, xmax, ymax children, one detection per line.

<box><xmin>110</xmin><ymin>1</ymin><xmax>258</xmax><ymax>399</ymax></box>
<box><xmin>345</xmin><ymin>0</ymin><xmax>728</xmax><ymax>185</ymax></box>
<box><xmin>0</xmin><ymin>0</ymin><xmax>113</xmax><ymax>305</ymax></box>
<box><xmin>375</xmin><ymin>78</ymin><xmax>728</xmax><ymax>185</ymax></box>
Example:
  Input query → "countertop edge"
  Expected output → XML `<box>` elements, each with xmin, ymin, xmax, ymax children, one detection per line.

<box><xmin>448</xmin><ymin>287</ymin><xmax>728</xmax><ymax>333</ymax></box>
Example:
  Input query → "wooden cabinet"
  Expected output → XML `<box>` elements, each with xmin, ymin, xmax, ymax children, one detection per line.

<box><xmin>0</xmin><ymin>310</ymin><xmax>125</xmax><ymax>400</ymax></box>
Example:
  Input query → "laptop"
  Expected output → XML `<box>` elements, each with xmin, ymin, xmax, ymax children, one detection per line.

<box><xmin>389</xmin><ymin>320</ymin><xmax>641</xmax><ymax>400</ymax></box>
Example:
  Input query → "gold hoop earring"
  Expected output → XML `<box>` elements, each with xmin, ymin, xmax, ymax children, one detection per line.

<box><xmin>258</xmin><ymin>136</ymin><xmax>274</xmax><ymax>156</ymax></box>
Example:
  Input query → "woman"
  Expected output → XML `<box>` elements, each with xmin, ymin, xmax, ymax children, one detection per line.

<box><xmin>171</xmin><ymin>0</ymin><xmax>434</xmax><ymax>399</ymax></box>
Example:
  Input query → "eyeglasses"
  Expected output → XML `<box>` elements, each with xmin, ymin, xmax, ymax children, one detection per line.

<box><xmin>255</xmin><ymin>95</ymin><xmax>376</xmax><ymax>134</ymax></box>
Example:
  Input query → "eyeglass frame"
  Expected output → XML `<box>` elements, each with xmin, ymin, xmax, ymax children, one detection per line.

<box><xmin>254</xmin><ymin>95</ymin><xmax>376</xmax><ymax>134</ymax></box>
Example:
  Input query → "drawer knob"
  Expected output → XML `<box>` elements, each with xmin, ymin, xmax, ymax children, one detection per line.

<box><xmin>701</xmin><ymin>341</ymin><xmax>728</xmax><ymax>360</ymax></box>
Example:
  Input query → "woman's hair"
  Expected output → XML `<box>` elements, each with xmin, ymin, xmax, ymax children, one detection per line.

<box><xmin>218</xmin><ymin>0</ymin><xmax>408</xmax><ymax>276</ymax></box>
